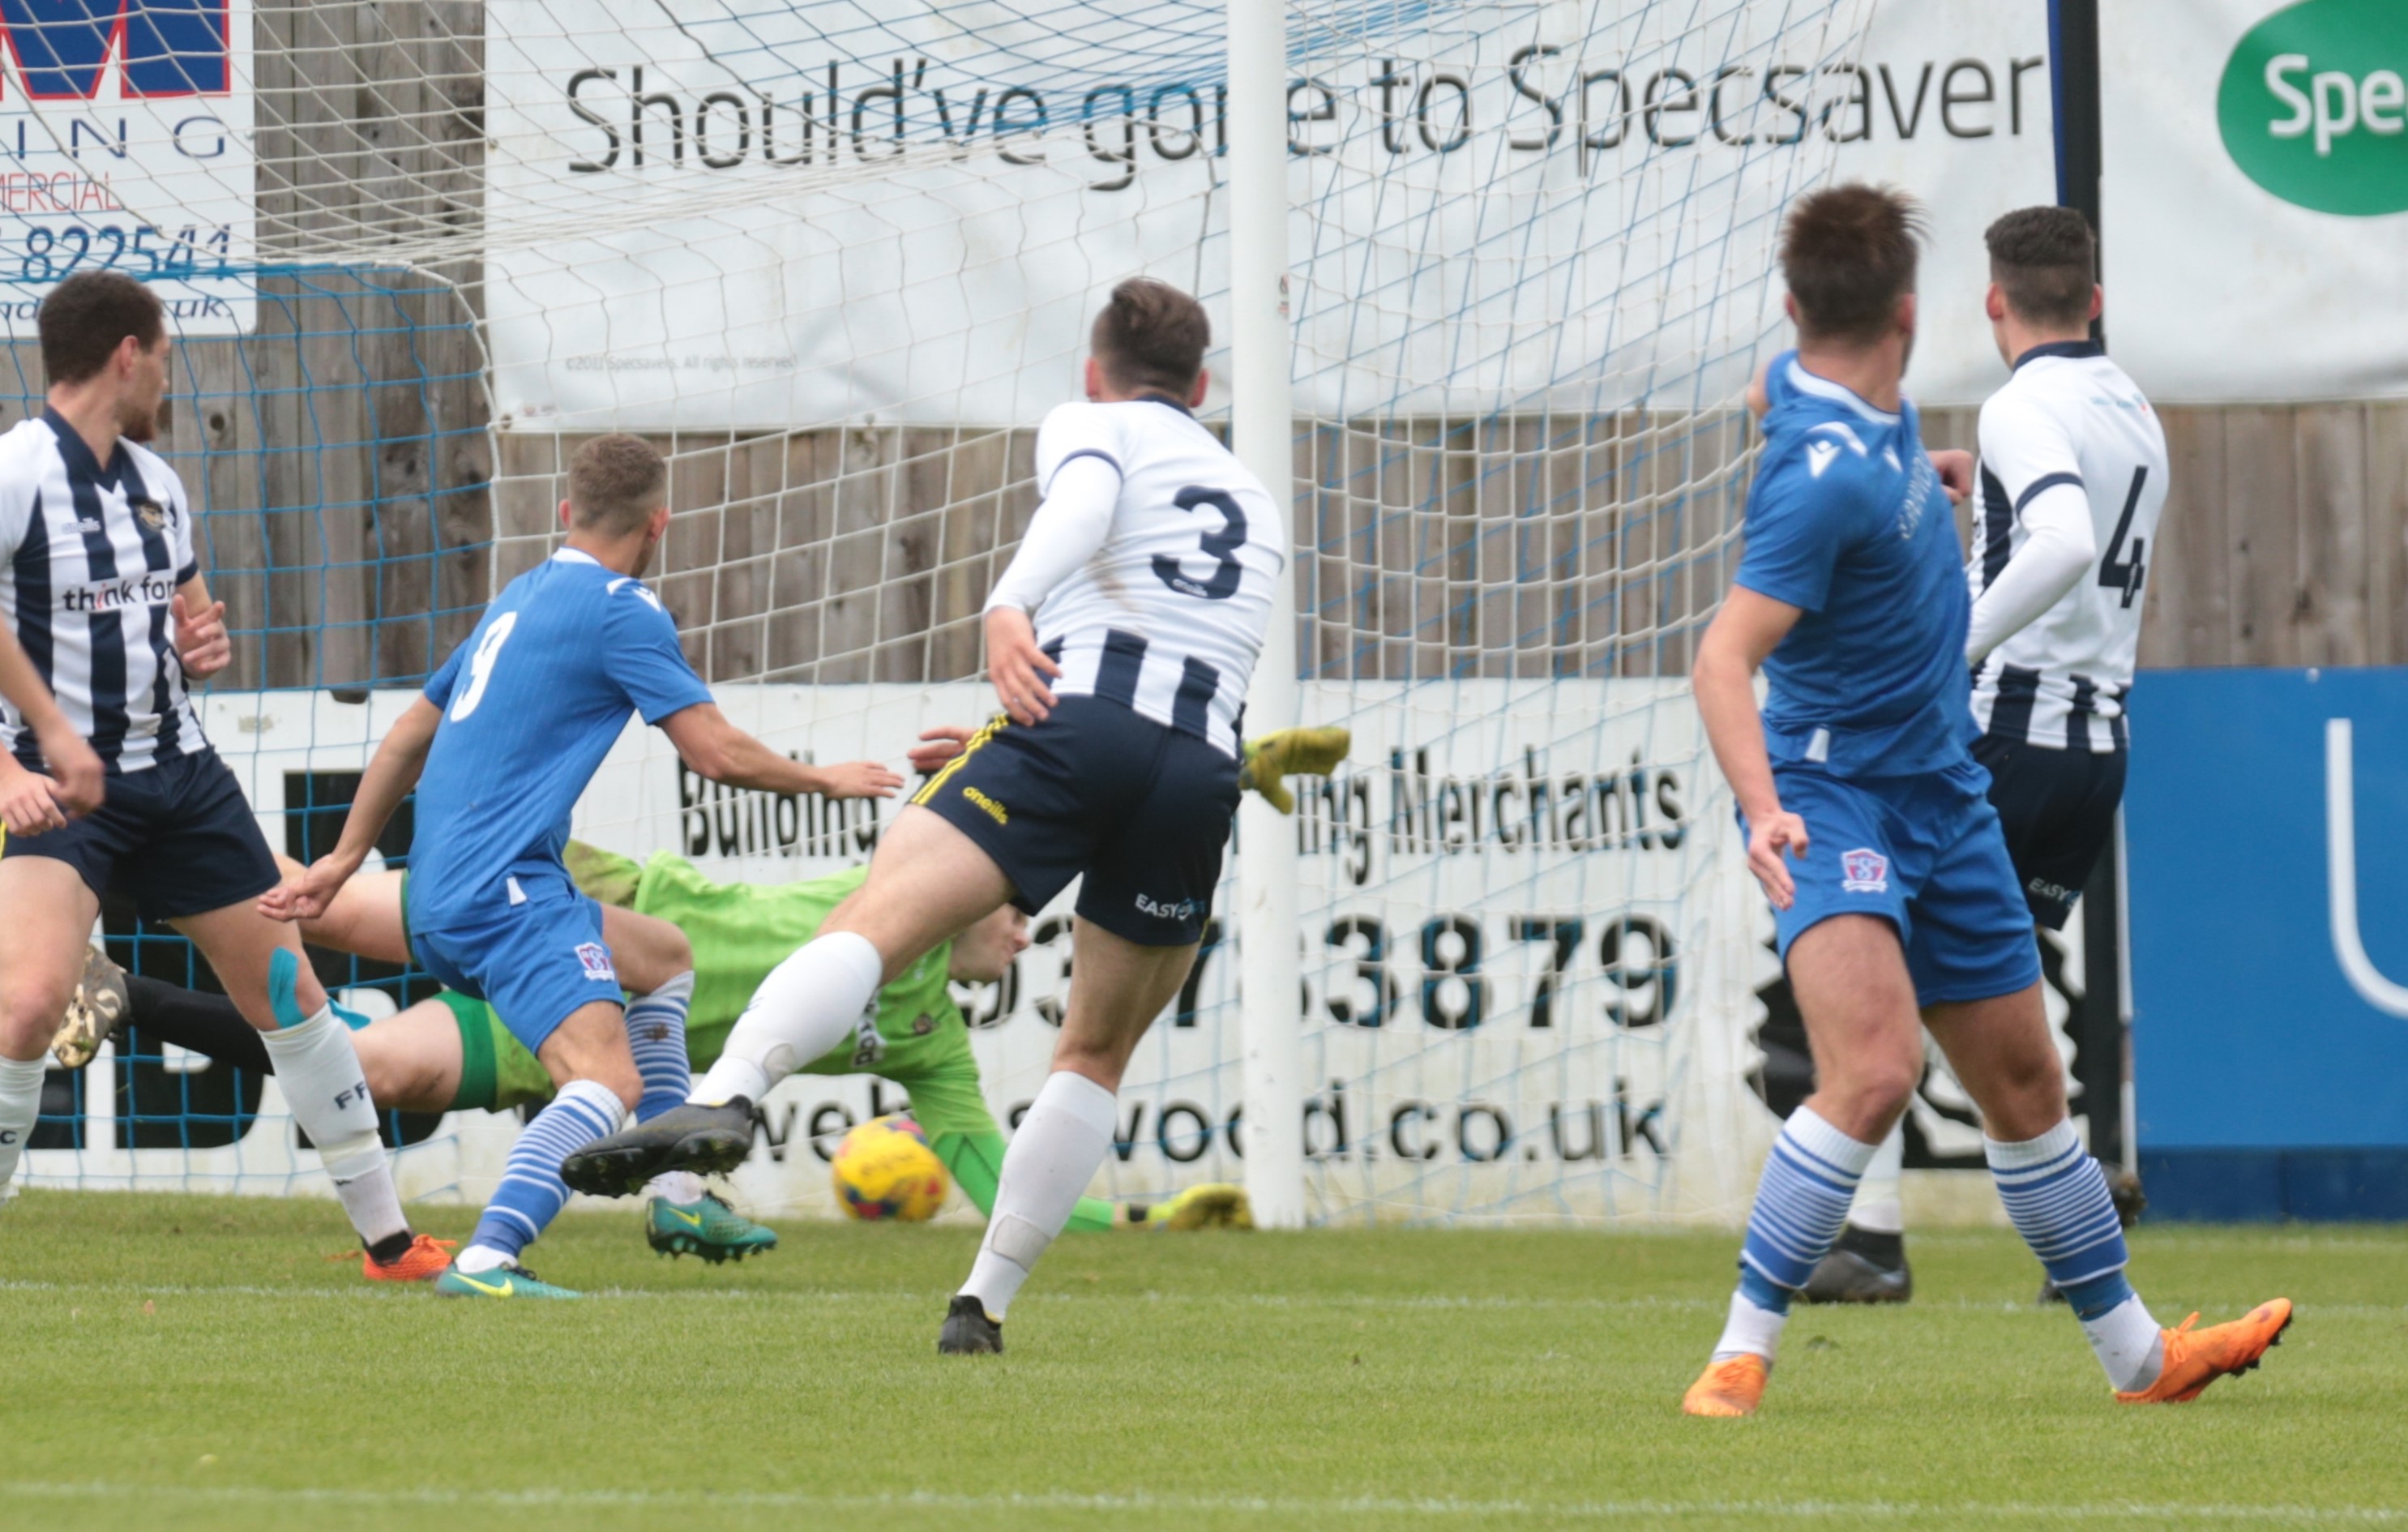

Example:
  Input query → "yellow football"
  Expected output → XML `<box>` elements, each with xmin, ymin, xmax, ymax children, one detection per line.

<box><xmin>831</xmin><ymin>1115</ymin><xmax>948</xmax><ymax>1222</ymax></box>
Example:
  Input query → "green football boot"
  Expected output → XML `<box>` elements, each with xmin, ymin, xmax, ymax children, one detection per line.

<box><xmin>646</xmin><ymin>1192</ymin><xmax>779</xmax><ymax>1264</ymax></box>
<box><xmin>433</xmin><ymin>1260</ymin><xmax>581</xmax><ymax>1300</ymax></box>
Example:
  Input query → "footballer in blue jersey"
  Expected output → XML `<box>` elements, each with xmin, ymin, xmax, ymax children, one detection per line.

<box><xmin>265</xmin><ymin>434</ymin><xmax>902</xmax><ymax>1296</ymax></box>
<box><xmin>1679</xmin><ymin>187</ymin><xmax>2288</xmax><ymax>1418</ymax></box>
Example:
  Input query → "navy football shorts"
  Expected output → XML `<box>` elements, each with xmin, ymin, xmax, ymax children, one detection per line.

<box><xmin>407</xmin><ymin>875</ymin><xmax>622</xmax><ymax>1055</ymax></box>
<box><xmin>0</xmin><ymin>748</ymin><xmax>280</xmax><ymax>921</ymax></box>
<box><xmin>1751</xmin><ymin>757</ymin><xmax>2040</xmax><ymax>1007</ymax></box>
<box><xmin>910</xmin><ymin>696</ymin><xmax>1241</xmax><ymax>947</ymax></box>
<box><xmin>1972</xmin><ymin>732</ymin><xmax>2127</xmax><ymax>932</ymax></box>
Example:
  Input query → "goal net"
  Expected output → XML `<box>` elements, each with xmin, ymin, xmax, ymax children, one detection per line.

<box><xmin>10</xmin><ymin>0</ymin><xmax>1874</xmax><ymax>1224</ymax></box>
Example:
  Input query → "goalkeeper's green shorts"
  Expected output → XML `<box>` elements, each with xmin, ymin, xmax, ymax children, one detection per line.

<box><xmin>438</xmin><ymin>990</ymin><xmax>561</xmax><ymax>1113</ymax></box>
<box><xmin>443</xmin><ymin>986</ymin><xmax>1001</xmax><ymax>1141</ymax></box>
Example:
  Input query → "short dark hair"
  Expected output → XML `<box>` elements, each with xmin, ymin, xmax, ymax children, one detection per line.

<box><xmin>1984</xmin><ymin>205</ymin><xmax>2096</xmax><ymax>331</ymax></box>
<box><xmin>39</xmin><ymin>271</ymin><xmax>165</xmax><ymax>386</ymax></box>
<box><xmin>1780</xmin><ymin>184</ymin><xmax>1926</xmax><ymax>346</ymax></box>
<box><xmin>1091</xmin><ymin>278</ymin><xmax>1209</xmax><ymax>396</ymax></box>
<box><xmin>567</xmin><ymin>434</ymin><xmax>667</xmax><ymax>536</ymax></box>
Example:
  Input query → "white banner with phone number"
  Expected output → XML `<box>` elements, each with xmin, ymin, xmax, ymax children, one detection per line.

<box><xmin>27</xmin><ymin>683</ymin><xmax>1771</xmax><ymax>1226</ymax></box>
<box><xmin>0</xmin><ymin>0</ymin><xmax>255</xmax><ymax>337</ymax></box>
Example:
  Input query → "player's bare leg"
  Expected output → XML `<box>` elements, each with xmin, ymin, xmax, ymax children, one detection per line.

<box><xmin>349</xmin><ymin>1000</ymin><xmax>471</xmax><ymax>1113</ymax></box>
<box><xmin>280</xmin><ymin>858</ymin><xmax>413</xmax><ymax>966</ymax></box>
<box><xmin>0</xmin><ymin>858</ymin><xmax>101</xmax><ymax>1204</ymax></box>
<box><xmin>1687</xmin><ymin>915</ymin><xmax>1919</xmax><ymax>1416</ymax></box>
<box><xmin>941</xmin><ymin>918</ymin><xmax>1198</xmax><ymax>1355</ymax></box>
<box><xmin>562</xmin><ymin>806</ymin><xmax>1012</xmax><ymax>1196</ymax></box>
<box><xmin>169</xmin><ymin>897</ymin><xmax>427</xmax><ymax>1268</ymax></box>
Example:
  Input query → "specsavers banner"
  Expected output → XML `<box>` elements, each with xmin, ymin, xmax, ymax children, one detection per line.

<box><xmin>483</xmin><ymin>0</ymin><xmax>2055</xmax><ymax>426</ymax></box>
<box><xmin>2102</xmin><ymin>0</ymin><xmax>2408</xmax><ymax>401</ymax></box>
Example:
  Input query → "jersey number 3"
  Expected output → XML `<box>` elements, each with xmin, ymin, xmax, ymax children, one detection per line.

<box><xmin>1152</xmin><ymin>486</ymin><xmax>1248</xmax><ymax>601</ymax></box>
<box><xmin>448</xmin><ymin>610</ymin><xmax>519</xmax><ymax>721</ymax></box>
<box><xmin>2097</xmin><ymin>467</ymin><xmax>2148</xmax><ymax>609</ymax></box>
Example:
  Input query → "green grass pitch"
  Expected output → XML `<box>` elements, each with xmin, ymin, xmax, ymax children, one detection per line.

<box><xmin>1</xmin><ymin>1192</ymin><xmax>2401</xmax><ymax>1531</ymax></box>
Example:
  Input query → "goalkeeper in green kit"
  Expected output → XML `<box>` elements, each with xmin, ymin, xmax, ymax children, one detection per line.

<box><xmin>52</xmin><ymin>725</ymin><xmax>1343</xmax><ymax>1268</ymax></box>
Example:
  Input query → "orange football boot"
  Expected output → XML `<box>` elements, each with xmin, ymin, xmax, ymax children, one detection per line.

<box><xmin>362</xmin><ymin>1235</ymin><xmax>458</xmax><ymax>1283</ymax></box>
<box><xmin>1682</xmin><ymin>1354</ymin><xmax>1770</xmax><ymax>1417</ymax></box>
<box><xmin>2115</xmin><ymin>1299</ymin><xmax>2293</xmax><ymax>1404</ymax></box>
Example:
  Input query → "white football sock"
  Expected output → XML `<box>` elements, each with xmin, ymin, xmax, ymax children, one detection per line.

<box><xmin>2084</xmin><ymin>1295</ymin><xmax>2167</xmax><ymax>1392</ymax></box>
<box><xmin>691</xmin><ymin>932</ymin><xmax>883</xmax><ymax>1106</ymax></box>
<box><xmin>1711</xmin><ymin>1289</ymin><xmax>1788</xmax><ymax>1363</ymax></box>
<box><xmin>960</xmin><ymin>1070</ymin><xmax>1118</xmax><ymax>1320</ymax></box>
<box><xmin>0</xmin><ymin>1054</ymin><xmax>47</xmax><ymax>1196</ymax></box>
<box><xmin>455</xmin><ymin>1242</ymin><xmax>515</xmax><ymax>1274</ymax></box>
<box><xmin>646</xmin><ymin>1170</ymin><xmax>707</xmax><ymax>1204</ymax></box>
<box><xmin>259</xmin><ymin>1007</ymin><xmax>410</xmax><ymax>1249</ymax></box>
<box><xmin>1850</xmin><ymin>1120</ymin><xmax>1906</xmax><ymax>1235</ymax></box>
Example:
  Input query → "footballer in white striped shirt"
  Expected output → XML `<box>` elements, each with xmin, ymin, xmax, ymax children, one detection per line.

<box><xmin>560</xmin><ymin>278</ymin><xmax>1287</xmax><ymax>1358</ymax></box>
<box><xmin>0</xmin><ymin>271</ymin><xmax>443</xmax><ymax>1277</ymax></box>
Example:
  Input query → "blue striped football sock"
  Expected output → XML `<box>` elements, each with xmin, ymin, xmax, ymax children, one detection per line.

<box><xmin>1734</xmin><ymin>1106</ymin><xmax>1880</xmax><ymax>1320</ymax></box>
<box><xmin>1986</xmin><ymin>1120</ymin><xmax>2133</xmax><ymax>1319</ymax></box>
<box><xmin>624</xmin><ymin>974</ymin><xmax>695</xmax><ymax>1123</ymax></box>
<box><xmin>465</xmin><ymin>1080</ymin><xmax>627</xmax><ymax>1264</ymax></box>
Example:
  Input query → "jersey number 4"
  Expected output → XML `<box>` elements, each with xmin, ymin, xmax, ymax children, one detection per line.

<box><xmin>1152</xmin><ymin>486</ymin><xmax>1248</xmax><ymax>600</ymax></box>
<box><xmin>2097</xmin><ymin>467</ymin><xmax>2148</xmax><ymax>609</ymax></box>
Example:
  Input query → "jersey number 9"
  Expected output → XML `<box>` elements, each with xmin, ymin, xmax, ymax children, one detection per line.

<box><xmin>1151</xmin><ymin>486</ymin><xmax>1248</xmax><ymax>601</ymax></box>
<box><xmin>448</xmin><ymin>611</ymin><xmax>520</xmax><ymax>721</ymax></box>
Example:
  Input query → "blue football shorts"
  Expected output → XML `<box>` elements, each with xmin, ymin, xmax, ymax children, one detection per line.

<box><xmin>406</xmin><ymin>878</ymin><xmax>622</xmax><ymax>1055</ymax></box>
<box><xmin>1751</xmin><ymin>757</ymin><xmax>2040</xmax><ymax>1006</ymax></box>
<box><xmin>909</xmin><ymin>695</ymin><xmax>1241</xmax><ymax>947</ymax></box>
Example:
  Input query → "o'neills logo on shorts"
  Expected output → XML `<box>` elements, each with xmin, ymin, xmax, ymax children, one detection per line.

<box><xmin>1840</xmin><ymin>848</ymin><xmax>1889</xmax><ymax>894</ymax></box>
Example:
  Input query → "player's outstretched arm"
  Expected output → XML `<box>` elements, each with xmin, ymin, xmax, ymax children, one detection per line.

<box><xmin>1692</xmin><ymin>588</ymin><xmax>1808</xmax><ymax>909</ymax></box>
<box><xmin>658</xmin><ymin>702</ymin><xmax>902</xmax><ymax>801</ymax></box>
<box><xmin>0</xmin><ymin>620</ymin><xmax>102</xmax><ymax>831</ymax></box>
<box><xmin>259</xmin><ymin>695</ymin><xmax>442</xmax><ymax>922</ymax></box>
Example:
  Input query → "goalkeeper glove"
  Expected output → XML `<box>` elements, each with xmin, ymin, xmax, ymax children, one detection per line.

<box><xmin>1238</xmin><ymin>725</ymin><xmax>1351</xmax><ymax>815</ymax></box>
<box><xmin>1144</xmin><ymin>1183</ymin><xmax>1255</xmax><ymax>1231</ymax></box>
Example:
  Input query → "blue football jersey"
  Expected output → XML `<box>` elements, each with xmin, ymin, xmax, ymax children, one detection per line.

<box><xmin>406</xmin><ymin>549</ymin><xmax>712</xmax><ymax>931</ymax></box>
<box><xmin>1734</xmin><ymin>351</ymin><xmax>1974</xmax><ymax>779</ymax></box>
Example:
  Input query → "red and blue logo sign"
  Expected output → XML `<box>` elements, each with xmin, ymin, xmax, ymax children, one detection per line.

<box><xmin>0</xmin><ymin>1</ymin><xmax>232</xmax><ymax>100</ymax></box>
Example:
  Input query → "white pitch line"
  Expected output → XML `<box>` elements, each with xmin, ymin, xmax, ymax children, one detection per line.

<box><xmin>0</xmin><ymin>1480</ymin><xmax>2401</xmax><ymax>1525</ymax></box>
<box><xmin>0</xmin><ymin>1277</ymin><xmax>2397</xmax><ymax>1317</ymax></box>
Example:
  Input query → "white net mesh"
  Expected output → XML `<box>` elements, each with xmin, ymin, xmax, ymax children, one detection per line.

<box><xmin>12</xmin><ymin>0</ymin><xmax>1873</xmax><ymax>1223</ymax></box>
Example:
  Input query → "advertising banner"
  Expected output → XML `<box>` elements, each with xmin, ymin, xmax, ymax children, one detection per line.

<box><xmin>2102</xmin><ymin>0</ymin><xmax>2408</xmax><ymax>400</ymax></box>
<box><xmin>483</xmin><ymin>1</ymin><xmax>2055</xmax><ymax>427</ymax></box>
<box><xmin>0</xmin><ymin>0</ymin><xmax>256</xmax><ymax>336</ymax></box>
<box><xmin>2124</xmin><ymin>667</ymin><xmax>2408</xmax><ymax>1217</ymax></box>
<box><xmin>28</xmin><ymin>683</ymin><xmax>1773</xmax><ymax>1225</ymax></box>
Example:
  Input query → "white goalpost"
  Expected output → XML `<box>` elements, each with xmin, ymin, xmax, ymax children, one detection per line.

<box><xmin>4</xmin><ymin>0</ymin><xmax>1880</xmax><ymax>1226</ymax></box>
<box><xmin>1225</xmin><ymin>0</ymin><xmax>1307</xmax><ymax>1232</ymax></box>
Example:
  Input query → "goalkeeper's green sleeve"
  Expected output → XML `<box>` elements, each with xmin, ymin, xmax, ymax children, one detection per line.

<box><xmin>933</xmin><ymin>1128</ymin><xmax>1118</xmax><ymax>1233</ymax></box>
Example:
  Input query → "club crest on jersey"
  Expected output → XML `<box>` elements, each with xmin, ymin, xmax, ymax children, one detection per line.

<box><xmin>575</xmin><ymin>943</ymin><xmax>617</xmax><ymax>982</ymax></box>
<box><xmin>129</xmin><ymin>497</ymin><xmax>165</xmax><ymax>531</ymax></box>
<box><xmin>1840</xmin><ymin>848</ymin><xmax>1889</xmax><ymax>894</ymax></box>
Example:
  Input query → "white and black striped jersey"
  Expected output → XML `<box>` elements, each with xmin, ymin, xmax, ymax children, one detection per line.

<box><xmin>989</xmin><ymin>397</ymin><xmax>1285</xmax><ymax>758</ymax></box>
<box><xmin>1967</xmin><ymin>342</ymin><xmax>2169</xmax><ymax>753</ymax></box>
<box><xmin>0</xmin><ymin>409</ymin><xmax>204</xmax><ymax>773</ymax></box>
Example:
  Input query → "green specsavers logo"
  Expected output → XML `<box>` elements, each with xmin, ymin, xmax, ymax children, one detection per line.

<box><xmin>2218</xmin><ymin>0</ymin><xmax>2408</xmax><ymax>215</ymax></box>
